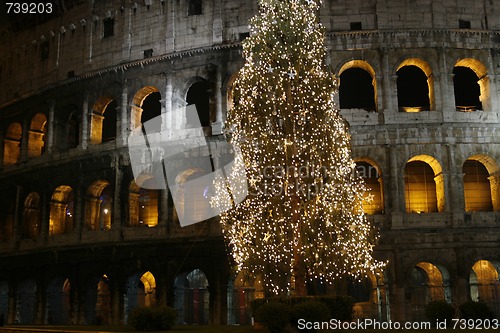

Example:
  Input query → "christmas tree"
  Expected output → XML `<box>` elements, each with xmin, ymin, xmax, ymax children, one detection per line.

<box><xmin>212</xmin><ymin>0</ymin><xmax>385</xmax><ymax>296</ymax></box>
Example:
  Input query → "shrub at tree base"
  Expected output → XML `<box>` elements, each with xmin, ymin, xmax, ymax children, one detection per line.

<box><xmin>459</xmin><ymin>301</ymin><xmax>494</xmax><ymax>320</ymax></box>
<box><xmin>425</xmin><ymin>301</ymin><xmax>455</xmax><ymax>325</ymax></box>
<box><xmin>254</xmin><ymin>302</ymin><xmax>291</xmax><ymax>333</ymax></box>
<box><xmin>291</xmin><ymin>300</ymin><xmax>331</xmax><ymax>332</ymax></box>
<box><xmin>128</xmin><ymin>306</ymin><xmax>177</xmax><ymax>331</ymax></box>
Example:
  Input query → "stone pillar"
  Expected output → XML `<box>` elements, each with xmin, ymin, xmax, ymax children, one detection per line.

<box><xmin>208</xmin><ymin>266</ymin><xmax>228</xmax><ymax>325</ymax></box>
<box><xmin>488</xmin><ymin>174</ymin><xmax>500</xmax><ymax>212</ymax></box>
<box><xmin>118</xmin><ymin>84</ymin><xmax>129</xmax><ymax>147</ymax></box>
<box><xmin>437</xmin><ymin>48</ymin><xmax>454</xmax><ymax>113</ymax></box>
<box><xmin>46</xmin><ymin>100</ymin><xmax>55</xmax><ymax>153</ymax></box>
<box><xmin>74</xmin><ymin>186</ymin><xmax>84</xmax><ymax>238</ymax></box>
<box><xmin>7</xmin><ymin>281</ymin><xmax>16</xmax><ymax>324</ymax></box>
<box><xmin>159</xmin><ymin>190</ymin><xmax>169</xmax><ymax>234</ymax></box>
<box><xmin>212</xmin><ymin>66</ymin><xmax>224</xmax><ymax>135</ymax></box>
<box><xmin>0</xmin><ymin>128</ymin><xmax>4</xmax><ymax>171</ymax></box>
<box><xmin>20</xmin><ymin>117</ymin><xmax>29</xmax><ymax>162</ymax></box>
<box><xmin>81</xmin><ymin>92</ymin><xmax>89</xmax><ymax>149</ymax></box>
<box><xmin>379</xmin><ymin>48</ymin><xmax>393</xmax><ymax>112</ymax></box>
<box><xmin>35</xmin><ymin>277</ymin><xmax>45</xmax><ymax>324</ymax></box>
<box><xmin>212</xmin><ymin>0</ymin><xmax>223</xmax><ymax>44</ymax></box>
<box><xmin>434</xmin><ymin>173</ymin><xmax>446</xmax><ymax>213</ymax></box>
<box><xmin>40</xmin><ymin>190</ymin><xmax>49</xmax><ymax>244</ymax></box>
<box><xmin>165</xmin><ymin>0</ymin><xmax>176</xmax><ymax>52</ymax></box>
<box><xmin>110</xmin><ymin>278</ymin><xmax>122</xmax><ymax>325</ymax></box>
<box><xmin>112</xmin><ymin>158</ymin><xmax>123</xmax><ymax>234</ymax></box>
<box><xmin>388</xmin><ymin>146</ymin><xmax>403</xmax><ymax>227</ymax></box>
<box><xmin>164</xmin><ymin>76</ymin><xmax>173</xmax><ymax>130</ymax></box>
<box><xmin>12</xmin><ymin>186</ymin><xmax>23</xmax><ymax>245</ymax></box>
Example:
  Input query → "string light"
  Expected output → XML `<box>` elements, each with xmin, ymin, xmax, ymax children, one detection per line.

<box><xmin>211</xmin><ymin>0</ymin><xmax>386</xmax><ymax>296</ymax></box>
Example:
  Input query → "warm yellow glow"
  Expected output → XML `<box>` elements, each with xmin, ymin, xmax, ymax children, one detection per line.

<box><xmin>211</xmin><ymin>0</ymin><xmax>385</xmax><ymax>296</ymax></box>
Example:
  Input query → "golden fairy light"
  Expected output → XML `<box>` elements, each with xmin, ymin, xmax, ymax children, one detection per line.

<box><xmin>211</xmin><ymin>0</ymin><xmax>385</xmax><ymax>296</ymax></box>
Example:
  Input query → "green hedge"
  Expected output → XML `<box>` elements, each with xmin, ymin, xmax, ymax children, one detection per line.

<box><xmin>459</xmin><ymin>301</ymin><xmax>494</xmax><ymax>320</ymax></box>
<box><xmin>425</xmin><ymin>301</ymin><xmax>455</xmax><ymax>324</ymax></box>
<box><xmin>254</xmin><ymin>302</ymin><xmax>291</xmax><ymax>333</ymax></box>
<box><xmin>128</xmin><ymin>306</ymin><xmax>177</xmax><ymax>331</ymax></box>
<box><xmin>251</xmin><ymin>295</ymin><xmax>354</xmax><ymax>329</ymax></box>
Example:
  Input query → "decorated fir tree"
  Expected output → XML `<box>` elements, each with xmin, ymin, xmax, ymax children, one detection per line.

<box><xmin>212</xmin><ymin>0</ymin><xmax>385</xmax><ymax>296</ymax></box>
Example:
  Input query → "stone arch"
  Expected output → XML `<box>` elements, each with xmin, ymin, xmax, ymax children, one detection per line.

<box><xmin>469</xmin><ymin>260</ymin><xmax>500</xmax><ymax>304</ymax></box>
<box><xmin>124</xmin><ymin>271</ymin><xmax>156</xmax><ymax>321</ymax></box>
<box><xmin>45</xmin><ymin>277</ymin><xmax>71</xmax><ymax>324</ymax></box>
<box><xmin>174</xmin><ymin>168</ymin><xmax>211</xmax><ymax>225</ymax></box>
<box><xmin>404</xmin><ymin>155</ymin><xmax>445</xmax><ymax>213</ymax></box>
<box><xmin>396</xmin><ymin>58</ymin><xmax>434</xmax><ymax>112</ymax></box>
<box><xmin>339</xmin><ymin>60</ymin><xmax>377</xmax><ymax>111</ymax></box>
<box><xmin>3</xmin><ymin>122</ymin><xmax>22</xmax><ymax>166</ymax></box>
<box><xmin>409</xmin><ymin>262</ymin><xmax>452</xmax><ymax>320</ymax></box>
<box><xmin>174</xmin><ymin>269</ymin><xmax>209</xmax><ymax>325</ymax></box>
<box><xmin>354</xmin><ymin>158</ymin><xmax>384</xmax><ymax>214</ymax></box>
<box><xmin>85</xmin><ymin>180</ymin><xmax>112</xmax><ymax>231</ymax></box>
<box><xmin>28</xmin><ymin>113</ymin><xmax>47</xmax><ymax>157</ymax></box>
<box><xmin>90</xmin><ymin>97</ymin><xmax>117</xmax><ymax>144</ymax></box>
<box><xmin>67</xmin><ymin>109</ymin><xmax>80</xmax><ymax>149</ymax></box>
<box><xmin>454</xmin><ymin>58</ymin><xmax>490</xmax><ymax>111</ymax></box>
<box><xmin>185</xmin><ymin>78</ymin><xmax>212</xmax><ymax>129</ymax></box>
<box><xmin>128</xmin><ymin>178</ymin><xmax>159</xmax><ymax>227</ymax></box>
<box><xmin>0</xmin><ymin>280</ymin><xmax>8</xmax><ymax>323</ymax></box>
<box><xmin>131</xmin><ymin>86</ymin><xmax>161</xmax><ymax>130</ymax></box>
<box><xmin>227</xmin><ymin>270</ymin><xmax>264</xmax><ymax>325</ymax></box>
<box><xmin>22</xmin><ymin>192</ymin><xmax>41</xmax><ymax>239</ymax></box>
<box><xmin>16</xmin><ymin>279</ymin><xmax>37</xmax><ymax>324</ymax></box>
<box><xmin>84</xmin><ymin>274</ymin><xmax>111</xmax><ymax>325</ymax></box>
<box><xmin>49</xmin><ymin>185</ymin><xmax>74</xmax><ymax>235</ymax></box>
<box><xmin>463</xmin><ymin>154</ymin><xmax>499</xmax><ymax>212</ymax></box>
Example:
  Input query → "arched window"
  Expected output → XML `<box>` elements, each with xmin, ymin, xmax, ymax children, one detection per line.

<box><xmin>28</xmin><ymin>113</ymin><xmax>47</xmax><ymax>157</ymax></box>
<box><xmin>355</xmin><ymin>161</ymin><xmax>383</xmax><ymax>214</ymax></box>
<box><xmin>174</xmin><ymin>269</ymin><xmax>209</xmax><ymax>325</ymax></box>
<box><xmin>45</xmin><ymin>277</ymin><xmax>71</xmax><ymax>324</ymax></box>
<box><xmin>186</xmin><ymin>81</ymin><xmax>211</xmax><ymax>128</ymax></box>
<box><xmin>91</xmin><ymin>98</ymin><xmax>117</xmax><ymax>144</ymax></box>
<box><xmin>340</xmin><ymin>68</ymin><xmax>376</xmax><ymax>111</ymax></box>
<box><xmin>397</xmin><ymin>65</ymin><xmax>431</xmax><ymax>112</ymax></box>
<box><xmin>67</xmin><ymin>111</ymin><xmax>80</xmax><ymax>149</ymax></box>
<box><xmin>125</xmin><ymin>271</ymin><xmax>156</xmax><ymax>322</ymax></box>
<box><xmin>131</xmin><ymin>86</ymin><xmax>161</xmax><ymax>131</ymax></box>
<box><xmin>49</xmin><ymin>185</ymin><xmax>74</xmax><ymax>235</ymax></box>
<box><xmin>470</xmin><ymin>260</ymin><xmax>500</xmax><ymax>304</ymax></box>
<box><xmin>463</xmin><ymin>160</ymin><xmax>492</xmax><ymax>212</ymax></box>
<box><xmin>404</xmin><ymin>157</ymin><xmax>444</xmax><ymax>213</ymax></box>
<box><xmin>23</xmin><ymin>192</ymin><xmax>41</xmax><ymax>239</ymax></box>
<box><xmin>410</xmin><ymin>262</ymin><xmax>451</xmax><ymax>320</ymax></box>
<box><xmin>3</xmin><ymin>123</ymin><xmax>22</xmax><ymax>165</ymax></box>
<box><xmin>129</xmin><ymin>179</ymin><xmax>159</xmax><ymax>227</ymax></box>
<box><xmin>454</xmin><ymin>59</ymin><xmax>490</xmax><ymax>111</ymax></box>
<box><xmin>85</xmin><ymin>181</ymin><xmax>112</xmax><ymax>231</ymax></box>
<box><xmin>453</xmin><ymin>67</ymin><xmax>482</xmax><ymax>111</ymax></box>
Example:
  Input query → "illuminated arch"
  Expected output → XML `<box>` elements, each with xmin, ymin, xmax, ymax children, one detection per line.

<box><xmin>463</xmin><ymin>155</ymin><xmax>499</xmax><ymax>212</ymax></box>
<box><xmin>469</xmin><ymin>260</ymin><xmax>500</xmax><ymax>303</ymax></box>
<box><xmin>129</xmin><ymin>178</ymin><xmax>159</xmax><ymax>227</ymax></box>
<box><xmin>228</xmin><ymin>270</ymin><xmax>264</xmax><ymax>325</ymax></box>
<box><xmin>174</xmin><ymin>269</ymin><xmax>210</xmax><ymax>325</ymax></box>
<box><xmin>174</xmin><ymin>168</ymin><xmax>210</xmax><ymax>224</ymax></box>
<box><xmin>131</xmin><ymin>86</ymin><xmax>161</xmax><ymax>130</ymax></box>
<box><xmin>90</xmin><ymin>97</ymin><xmax>117</xmax><ymax>144</ymax></box>
<box><xmin>396</xmin><ymin>58</ymin><xmax>434</xmax><ymax>112</ymax></box>
<box><xmin>23</xmin><ymin>192</ymin><xmax>41</xmax><ymax>239</ymax></box>
<box><xmin>3</xmin><ymin>122</ymin><xmax>22</xmax><ymax>165</ymax></box>
<box><xmin>85</xmin><ymin>180</ymin><xmax>112</xmax><ymax>231</ymax></box>
<box><xmin>49</xmin><ymin>185</ymin><xmax>74</xmax><ymax>235</ymax></box>
<box><xmin>404</xmin><ymin>155</ymin><xmax>444</xmax><ymax>213</ymax></box>
<box><xmin>354</xmin><ymin>159</ymin><xmax>384</xmax><ymax>214</ymax></box>
<box><xmin>339</xmin><ymin>60</ymin><xmax>377</xmax><ymax>111</ymax></box>
<box><xmin>28</xmin><ymin>113</ymin><xmax>47</xmax><ymax>157</ymax></box>
<box><xmin>454</xmin><ymin>58</ymin><xmax>490</xmax><ymax>111</ymax></box>
<box><xmin>125</xmin><ymin>271</ymin><xmax>157</xmax><ymax>321</ymax></box>
<box><xmin>46</xmin><ymin>277</ymin><xmax>71</xmax><ymax>324</ymax></box>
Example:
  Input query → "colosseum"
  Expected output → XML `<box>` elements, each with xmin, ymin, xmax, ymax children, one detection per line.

<box><xmin>0</xmin><ymin>0</ymin><xmax>499</xmax><ymax>327</ymax></box>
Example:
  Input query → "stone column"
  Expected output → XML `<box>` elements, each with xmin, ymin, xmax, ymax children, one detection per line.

<box><xmin>20</xmin><ymin>117</ymin><xmax>29</xmax><ymax>162</ymax></box>
<box><xmin>164</xmin><ymin>76</ymin><xmax>173</xmax><ymax>130</ymax></box>
<box><xmin>81</xmin><ymin>92</ymin><xmax>89</xmax><ymax>150</ymax></box>
<box><xmin>488</xmin><ymin>174</ymin><xmax>500</xmax><ymax>212</ymax></box>
<box><xmin>379</xmin><ymin>48</ymin><xmax>393</xmax><ymax>112</ymax></box>
<box><xmin>159</xmin><ymin>190</ymin><xmax>169</xmax><ymax>235</ymax></box>
<box><xmin>40</xmin><ymin>190</ymin><xmax>50</xmax><ymax>244</ymax></box>
<box><xmin>112</xmin><ymin>158</ymin><xmax>123</xmax><ymax>235</ymax></box>
<box><xmin>74</xmin><ymin>186</ymin><xmax>84</xmax><ymax>239</ymax></box>
<box><xmin>212</xmin><ymin>66</ymin><xmax>224</xmax><ymax>135</ymax></box>
<box><xmin>110</xmin><ymin>278</ymin><xmax>122</xmax><ymax>325</ymax></box>
<box><xmin>0</xmin><ymin>128</ymin><xmax>4</xmax><ymax>172</ymax></box>
<box><xmin>165</xmin><ymin>0</ymin><xmax>176</xmax><ymax>52</ymax></box>
<box><xmin>388</xmin><ymin>146</ymin><xmax>403</xmax><ymax>227</ymax></box>
<box><xmin>46</xmin><ymin>100</ymin><xmax>55</xmax><ymax>153</ymax></box>
<box><xmin>35</xmin><ymin>277</ymin><xmax>45</xmax><ymax>324</ymax></box>
<box><xmin>117</xmin><ymin>83</ymin><xmax>129</xmax><ymax>147</ymax></box>
<box><xmin>434</xmin><ymin>173</ymin><xmax>446</xmax><ymax>213</ymax></box>
<box><xmin>212</xmin><ymin>0</ymin><xmax>223</xmax><ymax>44</ymax></box>
<box><xmin>437</xmin><ymin>48</ymin><xmax>454</xmax><ymax>113</ymax></box>
<box><xmin>7</xmin><ymin>281</ymin><xmax>16</xmax><ymax>324</ymax></box>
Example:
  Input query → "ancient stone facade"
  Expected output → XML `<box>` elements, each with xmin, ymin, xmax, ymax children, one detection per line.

<box><xmin>0</xmin><ymin>0</ymin><xmax>499</xmax><ymax>326</ymax></box>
